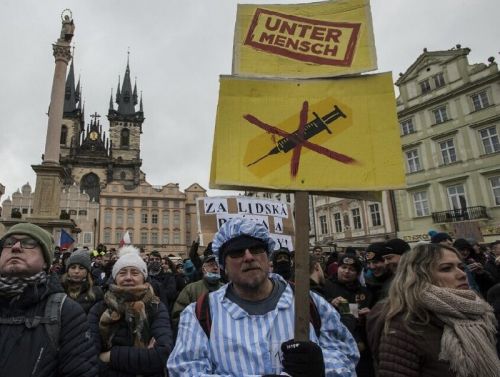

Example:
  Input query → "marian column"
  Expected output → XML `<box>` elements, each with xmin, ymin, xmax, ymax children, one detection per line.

<box><xmin>31</xmin><ymin>11</ymin><xmax>75</xmax><ymax>219</ymax></box>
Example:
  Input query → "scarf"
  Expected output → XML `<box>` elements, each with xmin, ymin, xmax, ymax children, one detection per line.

<box><xmin>0</xmin><ymin>271</ymin><xmax>48</xmax><ymax>299</ymax></box>
<box><xmin>64</xmin><ymin>278</ymin><xmax>88</xmax><ymax>300</ymax></box>
<box><xmin>420</xmin><ymin>285</ymin><xmax>500</xmax><ymax>377</ymax></box>
<box><xmin>99</xmin><ymin>283</ymin><xmax>157</xmax><ymax>351</ymax></box>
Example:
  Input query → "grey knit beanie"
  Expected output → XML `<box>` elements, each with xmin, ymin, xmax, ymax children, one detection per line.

<box><xmin>2</xmin><ymin>223</ymin><xmax>54</xmax><ymax>271</ymax></box>
<box><xmin>112</xmin><ymin>245</ymin><xmax>148</xmax><ymax>280</ymax></box>
<box><xmin>67</xmin><ymin>249</ymin><xmax>91</xmax><ymax>272</ymax></box>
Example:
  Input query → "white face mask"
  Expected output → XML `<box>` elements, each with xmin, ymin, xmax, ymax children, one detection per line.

<box><xmin>205</xmin><ymin>272</ymin><xmax>221</xmax><ymax>282</ymax></box>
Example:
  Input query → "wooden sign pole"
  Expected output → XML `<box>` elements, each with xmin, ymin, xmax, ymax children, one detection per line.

<box><xmin>294</xmin><ymin>191</ymin><xmax>310</xmax><ymax>341</ymax></box>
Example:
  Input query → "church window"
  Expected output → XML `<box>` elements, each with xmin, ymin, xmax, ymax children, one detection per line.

<box><xmin>121</xmin><ymin>128</ymin><xmax>130</xmax><ymax>147</ymax></box>
<box><xmin>81</xmin><ymin>173</ymin><xmax>101</xmax><ymax>202</ymax></box>
<box><xmin>79</xmin><ymin>210</ymin><xmax>87</xmax><ymax>216</ymax></box>
<box><xmin>60</xmin><ymin>125</ymin><xmax>68</xmax><ymax>145</ymax></box>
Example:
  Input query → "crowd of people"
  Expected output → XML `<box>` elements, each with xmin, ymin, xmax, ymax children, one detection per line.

<box><xmin>1</xmin><ymin>221</ymin><xmax>500</xmax><ymax>376</ymax></box>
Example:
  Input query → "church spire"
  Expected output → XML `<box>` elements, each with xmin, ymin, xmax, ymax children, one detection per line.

<box><xmin>109</xmin><ymin>89</ymin><xmax>114</xmax><ymax>111</ymax></box>
<box><xmin>116</xmin><ymin>51</ymin><xmax>136</xmax><ymax>115</ymax></box>
<box><xmin>64</xmin><ymin>56</ymin><xmax>78</xmax><ymax>113</ymax></box>
<box><xmin>139</xmin><ymin>91</ymin><xmax>143</xmax><ymax>112</ymax></box>
<box><xmin>133</xmin><ymin>77</ymin><xmax>138</xmax><ymax>105</ymax></box>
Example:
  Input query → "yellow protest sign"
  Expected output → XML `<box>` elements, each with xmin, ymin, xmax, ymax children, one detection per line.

<box><xmin>233</xmin><ymin>0</ymin><xmax>376</xmax><ymax>78</ymax></box>
<box><xmin>209</xmin><ymin>72</ymin><xmax>406</xmax><ymax>192</ymax></box>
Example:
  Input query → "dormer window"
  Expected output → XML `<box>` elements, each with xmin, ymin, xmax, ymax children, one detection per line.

<box><xmin>420</xmin><ymin>79</ymin><xmax>431</xmax><ymax>94</ymax></box>
<box><xmin>433</xmin><ymin>72</ymin><xmax>445</xmax><ymax>88</ymax></box>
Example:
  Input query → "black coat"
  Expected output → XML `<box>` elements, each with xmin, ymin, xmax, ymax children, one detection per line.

<box><xmin>88</xmin><ymin>299</ymin><xmax>173</xmax><ymax>377</ymax></box>
<box><xmin>0</xmin><ymin>272</ymin><xmax>98</xmax><ymax>377</ymax></box>
<box><xmin>64</xmin><ymin>283</ymin><xmax>104</xmax><ymax>314</ymax></box>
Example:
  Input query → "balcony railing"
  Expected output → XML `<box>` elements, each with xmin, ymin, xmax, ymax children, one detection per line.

<box><xmin>431</xmin><ymin>206</ymin><xmax>488</xmax><ymax>223</ymax></box>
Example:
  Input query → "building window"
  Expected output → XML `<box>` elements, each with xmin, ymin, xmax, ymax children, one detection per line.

<box><xmin>112</xmin><ymin>185</ymin><xmax>118</xmax><ymax>192</ymax></box>
<box><xmin>128</xmin><ymin>199</ymin><xmax>134</xmax><ymax>207</ymax></box>
<box><xmin>115</xmin><ymin>231</ymin><xmax>122</xmax><ymax>244</ymax></box>
<box><xmin>106</xmin><ymin>198</ymin><xmax>112</xmax><ymax>206</ymax></box>
<box><xmin>490</xmin><ymin>177</ymin><xmax>500</xmax><ymax>206</ymax></box>
<box><xmin>163</xmin><ymin>213</ymin><xmax>169</xmax><ymax>225</ymax></box>
<box><xmin>121</xmin><ymin>128</ymin><xmax>130</xmax><ymax>147</ymax></box>
<box><xmin>127</xmin><ymin>212</ymin><xmax>134</xmax><ymax>224</ymax></box>
<box><xmin>174</xmin><ymin>201</ymin><xmax>180</xmax><ymax>208</ymax></box>
<box><xmin>105</xmin><ymin>212</ymin><xmax>112</xmax><ymax>224</ymax></box>
<box><xmin>162</xmin><ymin>233</ymin><xmax>170</xmax><ymax>244</ymax></box>
<box><xmin>79</xmin><ymin>210</ymin><xmax>87</xmax><ymax>216</ymax></box>
<box><xmin>104</xmin><ymin>232</ymin><xmax>111</xmax><ymax>244</ymax></box>
<box><xmin>471</xmin><ymin>91</ymin><xmax>490</xmax><ymax>111</ymax></box>
<box><xmin>186</xmin><ymin>217</ymin><xmax>191</xmax><ymax>229</ymax></box>
<box><xmin>116</xmin><ymin>212</ymin><xmax>123</xmax><ymax>224</ymax></box>
<box><xmin>319</xmin><ymin>215</ymin><xmax>328</xmax><ymax>234</ymax></box>
<box><xmin>479</xmin><ymin>127</ymin><xmax>500</xmax><ymax>154</ymax></box>
<box><xmin>152</xmin><ymin>214</ymin><xmax>158</xmax><ymax>224</ymax></box>
<box><xmin>174</xmin><ymin>233</ymin><xmax>180</xmax><ymax>245</ymax></box>
<box><xmin>151</xmin><ymin>232</ymin><xmax>158</xmax><ymax>244</ymax></box>
<box><xmin>420</xmin><ymin>79</ymin><xmax>431</xmax><ymax>94</ymax></box>
<box><xmin>400</xmin><ymin>119</ymin><xmax>414</xmax><ymax>136</ymax></box>
<box><xmin>83</xmin><ymin>232</ymin><xmax>92</xmax><ymax>244</ymax></box>
<box><xmin>333</xmin><ymin>212</ymin><xmax>342</xmax><ymax>233</ymax></box>
<box><xmin>413</xmin><ymin>192</ymin><xmax>430</xmax><ymax>216</ymax></box>
<box><xmin>433</xmin><ymin>106</ymin><xmax>448</xmax><ymax>124</ymax></box>
<box><xmin>447</xmin><ymin>184</ymin><xmax>467</xmax><ymax>210</ymax></box>
<box><xmin>141</xmin><ymin>213</ymin><xmax>148</xmax><ymax>224</ymax></box>
<box><xmin>163</xmin><ymin>200</ymin><xmax>169</xmax><ymax>208</ymax></box>
<box><xmin>117</xmin><ymin>199</ymin><xmax>123</xmax><ymax>206</ymax></box>
<box><xmin>141</xmin><ymin>232</ymin><xmax>148</xmax><ymax>244</ymax></box>
<box><xmin>69</xmin><ymin>210</ymin><xmax>77</xmax><ymax>215</ymax></box>
<box><xmin>141</xmin><ymin>199</ymin><xmax>148</xmax><ymax>207</ymax></box>
<box><xmin>433</xmin><ymin>72</ymin><xmax>445</xmax><ymax>88</ymax></box>
<box><xmin>369</xmin><ymin>204</ymin><xmax>382</xmax><ymax>227</ymax></box>
<box><xmin>22</xmin><ymin>208</ymin><xmax>28</xmax><ymax>214</ymax></box>
<box><xmin>174</xmin><ymin>214</ymin><xmax>180</xmax><ymax>226</ymax></box>
<box><xmin>152</xmin><ymin>200</ymin><xmax>158</xmax><ymax>207</ymax></box>
<box><xmin>351</xmin><ymin>208</ymin><xmax>362</xmax><ymax>230</ymax></box>
<box><xmin>129</xmin><ymin>233</ymin><xmax>134</xmax><ymax>244</ymax></box>
<box><xmin>60</xmin><ymin>125</ymin><xmax>68</xmax><ymax>145</ymax></box>
<box><xmin>406</xmin><ymin>150</ymin><xmax>421</xmax><ymax>173</ymax></box>
<box><xmin>439</xmin><ymin>139</ymin><xmax>457</xmax><ymax>165</ymax></box>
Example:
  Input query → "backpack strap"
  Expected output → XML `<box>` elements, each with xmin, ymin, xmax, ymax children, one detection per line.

<box><xmin>195</xmin><ymin>292</ymin><xmax>211</xmax><ymax>338</ymax></box>
<box><xmin>44</xmin><ymin>292</ymin><xmax>67</xmax><ymax>356</ymax></box>
<box><xmin>288</xmin><ymin>281</ymin><xmax>321</xmax><ymax>338</ymax></box>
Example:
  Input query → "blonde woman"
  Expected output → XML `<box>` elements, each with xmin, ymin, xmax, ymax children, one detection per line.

<box><xmin>61</xmin><ymin>249</ymin><xmax>104</xmax><ymax>314</ymax></box>
<box><xmin>367</xmin><ymin>243</ymin><xmax>500</xmax><ymax>377</ymax></box>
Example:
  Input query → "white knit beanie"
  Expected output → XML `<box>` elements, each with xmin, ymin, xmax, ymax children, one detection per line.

<box><xmin>112</xmin><ymin>245</ymin><xmax>148</xmax><ymax>280</ymax></box>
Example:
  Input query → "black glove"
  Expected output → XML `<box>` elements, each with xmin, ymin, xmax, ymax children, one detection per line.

<box><xmin>281</xmin><ymin>340</ymin><xmax>325</xmax><ymax>377</ymax></box>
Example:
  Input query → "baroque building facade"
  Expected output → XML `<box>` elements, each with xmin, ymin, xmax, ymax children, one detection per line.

<box><xmin>393</xmin><ymin>46</ymin><xmax>500</xmax><ymax>244</ymax></box>
<box><xmin>99</xmin><ymin>182</ymin><xmax>206</xmax><ymax>256</ymax></box>
<box><xmin>313</xmin><ymin>192</ymin><xmax>397</xmax><ymax>250</ymax></box>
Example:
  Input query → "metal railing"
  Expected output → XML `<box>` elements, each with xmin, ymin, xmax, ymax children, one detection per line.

<box><xmin>431</xmin><ymin>206</ymin><xmax>488</xmax><ymax>223</ymax></box>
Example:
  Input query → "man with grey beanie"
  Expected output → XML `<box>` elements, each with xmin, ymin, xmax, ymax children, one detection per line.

<box><xmin>0</xmin><ymin>223</ymin><xmax>98</xmax><ymax>376</ymax></box>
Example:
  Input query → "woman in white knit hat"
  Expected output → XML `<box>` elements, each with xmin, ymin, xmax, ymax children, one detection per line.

<box><xmin>88</xmin><ymin>245</ymin><xmax>173</xmax><ymax>377</ymax></box>
<box><xmin>61</xmin><ymin>249</ymin><xmax>104</xmax><ymax>314</ymax></box>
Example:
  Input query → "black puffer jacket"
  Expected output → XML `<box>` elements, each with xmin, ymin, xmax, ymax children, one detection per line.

<box><xmin>62</xmin><ymin>281</ymin><xmax>104</xmax><ymax>314</ymax></box>
<box><xmin>88</xmin><ymin>299</ymin><xmax>173</xmax><ymax>377</ymax></box>
<box><xmin>0</xmin><ymin>272</ymin><xmax>98</xmax><ymax>376</ymax></box>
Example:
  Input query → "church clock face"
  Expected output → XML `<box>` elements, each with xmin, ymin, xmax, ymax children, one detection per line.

<box><xmin>90</xmin><ymin>131</ymin><xmax>99</xmax><ymax>140</ymax></box>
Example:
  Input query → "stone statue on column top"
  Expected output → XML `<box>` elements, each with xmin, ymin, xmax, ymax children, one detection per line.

<box><xmin>59</xmin><ymin>14</ymin><xmax>75</xmax><ymax>43</ymax></box>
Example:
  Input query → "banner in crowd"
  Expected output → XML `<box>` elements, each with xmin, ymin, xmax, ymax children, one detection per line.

<box><xmin>197</xmin><ymin>196</ymin><xmax>295</xmax><ymax>251</ymax></box>
<box><xmin>210</xmin><ymin>72</ymin><xmax>406</xmax><ymax>192</ymax></box>
<box><xmin>232</xmin><ymin>0</ymin><xmax>376</xmax><ymax>78</ymax></box>
<box><xmin>452</xmin><ymin>221</ymin><xmax>484</xmax><ymax>242</ymax></box>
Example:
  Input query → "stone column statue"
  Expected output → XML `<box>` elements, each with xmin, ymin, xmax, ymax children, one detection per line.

<box><xmin>59</xmin><ymin>14</ymin><xmax>75</xmax><ymax>43</ymax></box>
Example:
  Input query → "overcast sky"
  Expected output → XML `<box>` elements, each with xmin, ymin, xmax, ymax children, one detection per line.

<box><xmin>1</xmin><ymin>0</ymin><xmax>499</xmax><ymax>203</ymax></box>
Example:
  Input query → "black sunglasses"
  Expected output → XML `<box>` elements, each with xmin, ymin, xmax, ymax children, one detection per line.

<box><xmin>226</xmin><ymin>245</ymin><xmax>267</xmax><ymax>259</ymax></box>
<box><xmin>3</xmin><ymin>237</ymin><xmax>39</xmax><ymax>249</ymax></box>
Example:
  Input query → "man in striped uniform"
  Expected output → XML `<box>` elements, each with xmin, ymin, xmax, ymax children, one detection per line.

<box><xmin>168</xmin><ymin>217</ymin><xmax>359</xmax><ymax>376</ymax></box>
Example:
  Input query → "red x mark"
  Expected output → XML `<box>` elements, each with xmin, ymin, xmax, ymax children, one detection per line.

<box><xmin>244</xmin><ymin>101</ymin><xmax>357</xmax><ymax>177</ymax></box>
